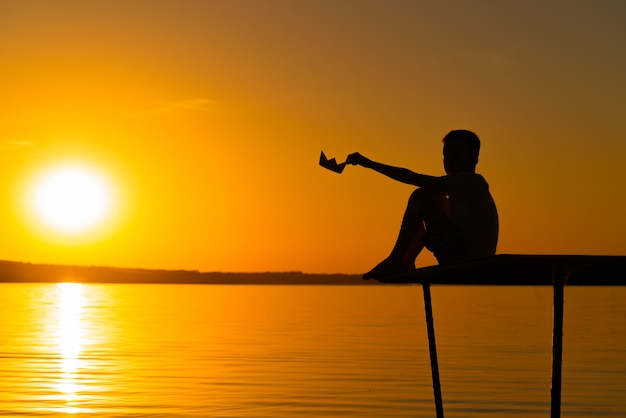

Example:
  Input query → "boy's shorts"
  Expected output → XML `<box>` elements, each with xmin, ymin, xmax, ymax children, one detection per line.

<box><xmin>423</xmin><ymin>220</ymin><xmax>468</xmax><ymax>264</ymax></box>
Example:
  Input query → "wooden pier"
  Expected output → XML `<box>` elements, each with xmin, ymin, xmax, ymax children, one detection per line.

<box><xmin>376</xmin><ymin>254</ymin><xmax>626</xmax><ymax>418</ymax></box>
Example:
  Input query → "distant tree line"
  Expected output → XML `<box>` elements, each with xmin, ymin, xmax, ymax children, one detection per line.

<box><xmin>0</xmin><ymin>260</ymin><xmax>382</xmax><ymax>285</ymax></box>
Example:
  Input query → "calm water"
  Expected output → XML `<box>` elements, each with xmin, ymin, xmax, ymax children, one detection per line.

<box><xmin>0</xmin><ymin>283</ymin><xmax>624</xmax><ymax>417</ymax></box>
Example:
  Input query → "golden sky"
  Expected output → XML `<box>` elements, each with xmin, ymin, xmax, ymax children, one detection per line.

<box><xmin>1</xmin><ymin>1</ymin><xmax>625</xmax><ymax>273</ymax></box>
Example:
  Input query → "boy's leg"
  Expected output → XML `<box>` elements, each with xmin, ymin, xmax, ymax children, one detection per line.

<box><xmin>363</xmin><ymin>188</ymin><xmax>447</xmax><ymax>279</ymax></box>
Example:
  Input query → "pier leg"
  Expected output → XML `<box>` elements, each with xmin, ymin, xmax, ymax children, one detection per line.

<box><xmin>423</xmin><ymin>282</ymin><xmax>444</xmax><ymax>418</ymax></box>
<box><xmin>551</xmin><ymin>266</ymin><xmax>566</xmax><ymax>418</ymax></box>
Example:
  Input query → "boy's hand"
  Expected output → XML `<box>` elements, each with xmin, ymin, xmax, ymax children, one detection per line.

<box><xmin>346</xmin><ymin>152</ymin><xmax>366</xmax><ymax>166</ymax></box>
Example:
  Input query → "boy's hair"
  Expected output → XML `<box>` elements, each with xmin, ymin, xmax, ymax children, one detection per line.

<box><xmin>442</xmin><ymin>130</ymin><xmax>481</xmax><ymax>159</ymax></box>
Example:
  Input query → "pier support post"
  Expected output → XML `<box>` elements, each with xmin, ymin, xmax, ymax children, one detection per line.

<box><xmin>551</xmin><ymin>266</ymin><xmax>566</xmax><ymax>418</ymax></box>
<box><xmin>423</xmin><ymin>282</ymin><xmax>444</xmax><ymax>418</ymax></box>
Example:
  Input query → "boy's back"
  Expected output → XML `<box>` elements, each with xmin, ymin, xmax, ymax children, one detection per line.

<box><xmin>445</xmin><ymin>172</ymin><xmax>498</xmax><ymax>259</ymax></box>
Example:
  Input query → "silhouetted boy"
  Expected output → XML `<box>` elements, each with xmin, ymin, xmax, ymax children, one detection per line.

<box><xmin>347</xmin><ymin>130</ymin><xmax>498</xmax><ymax>279</ymax></box>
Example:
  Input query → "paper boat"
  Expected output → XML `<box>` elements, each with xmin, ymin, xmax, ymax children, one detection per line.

<box><xmin>319</xmin><ymin>151</ymin><xmax>346</xmax><ymax>174</ymax></box>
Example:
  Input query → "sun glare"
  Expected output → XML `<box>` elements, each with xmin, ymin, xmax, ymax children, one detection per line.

<box><xmin>31</xmin><ymin>165</ymin><xmax>112</xmax><ymax>235</ymax></box>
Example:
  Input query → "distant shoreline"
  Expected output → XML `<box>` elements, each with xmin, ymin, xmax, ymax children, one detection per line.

<box><xmin>0</xmin><ymin>260</ymin><xmax>385</xmax><ymax>285</ymax></box>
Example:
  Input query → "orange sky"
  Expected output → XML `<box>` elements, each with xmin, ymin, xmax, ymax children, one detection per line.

<box><xmin>1</xmin><ymin>1</ymin><xmax>625</xmax><ymax>273</ymax></box>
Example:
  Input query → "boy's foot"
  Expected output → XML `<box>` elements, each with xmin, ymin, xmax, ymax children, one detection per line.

<box><xmin>362</xmin><ymin>257</ymin><xmax>415</xmax><ymax>280</ymax></box>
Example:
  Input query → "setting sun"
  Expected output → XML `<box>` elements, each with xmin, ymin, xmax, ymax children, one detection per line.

<box><xmin>31</xmin><ymin>166</ymin><xmax>112</xmax><ymax>235</ymax></box>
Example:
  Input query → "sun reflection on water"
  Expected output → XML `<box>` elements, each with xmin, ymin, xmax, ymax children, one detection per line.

<box><xmin>54</xmin><ymin>283</ymin><xmax>90</xmax><ymax>414</ymax></box>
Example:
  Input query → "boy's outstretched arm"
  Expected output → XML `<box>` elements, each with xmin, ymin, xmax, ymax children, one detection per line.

<box><xmin>347</xmin><ymin>152</ymin><xmax>446</xmax><ymax>192</ymax></box>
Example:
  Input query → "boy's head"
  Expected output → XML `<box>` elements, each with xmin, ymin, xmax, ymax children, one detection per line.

<box><xmin>442</xmin><ymin>129</ymin><xmax>480</xmax><ymax>174</ymax></box>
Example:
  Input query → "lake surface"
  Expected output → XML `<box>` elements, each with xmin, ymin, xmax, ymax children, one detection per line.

<box><xmin>0</xmin><ymin>283</ymin><xmax>624</xmax><ymax>417</ymax></box>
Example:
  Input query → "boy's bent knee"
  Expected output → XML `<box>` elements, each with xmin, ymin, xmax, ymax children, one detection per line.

<box><xmin>408</xmin><ymin>188</ymin><xmax>438</xmax><ymax>204</ymax></box>
<box><xmin>407</xmin><ymin>188</ymin><xmax>447</xmax><ymax>222</ymax></box>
